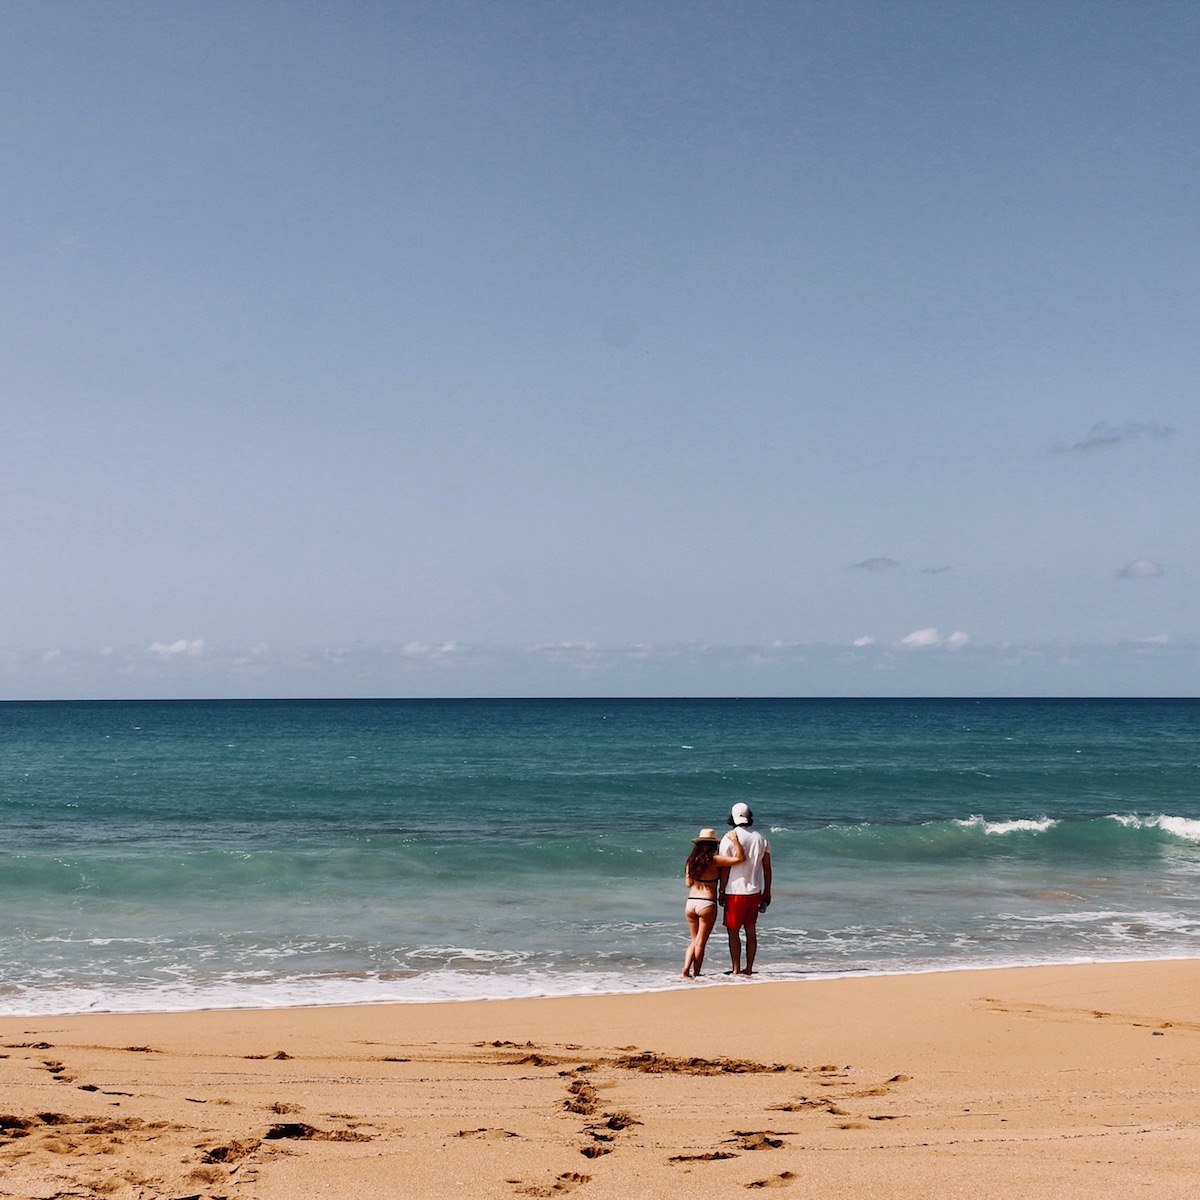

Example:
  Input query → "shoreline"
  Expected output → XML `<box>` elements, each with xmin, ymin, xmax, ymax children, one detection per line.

<box><xmin>5</xmin><ymin>949</ymin><xmax>1199</xmax><ymax>1020</ymax></box>
<box><xmin>3</xmin><ymin>959</ymin><xmax>1198</xmax><ymax>1198</ymax></box>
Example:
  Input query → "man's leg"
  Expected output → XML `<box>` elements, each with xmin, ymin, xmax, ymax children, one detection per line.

<box><xmin>744</xmin><ymin>921</ymin><xmax>758</xmax><ymax>975</ymax></box>
<box><xmin>726</xmin><ymin>926</ymin><xmax>743</xmax><ymax>974</ymax></box>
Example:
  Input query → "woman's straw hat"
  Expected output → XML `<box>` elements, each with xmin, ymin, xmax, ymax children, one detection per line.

<box><xmin>691</xmin><ymin>828</ymin><xmax>720</xmax><ymax>843</ymax></box>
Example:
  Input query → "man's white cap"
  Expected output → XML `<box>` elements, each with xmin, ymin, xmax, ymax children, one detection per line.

<box><xmin>730</xmin><ymin>802</ymin><xmax>752</xmax><ymax>826</ymax></box>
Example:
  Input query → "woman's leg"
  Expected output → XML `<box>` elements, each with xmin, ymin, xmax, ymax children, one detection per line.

<box><xmin>684</xmin><ymin>907</ymin><xmax>702</xmax><ymax>977</ymax></box>
<box><xmin>692</xmin><ymin>906</ymin><xmax>718</xmax><ymax>976</ymax></box>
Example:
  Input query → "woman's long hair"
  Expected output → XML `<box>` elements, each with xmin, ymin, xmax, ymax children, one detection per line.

<box><xmin>686</xmin><ymin>841</ymin><xmax>717</xmax><ymax>880</ymax></box>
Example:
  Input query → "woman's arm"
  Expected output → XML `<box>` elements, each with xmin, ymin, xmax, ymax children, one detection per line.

<box><xmin>713</xmin><ymin>831</ymin><xmax>744</xmax><ymax>866</ymax></box>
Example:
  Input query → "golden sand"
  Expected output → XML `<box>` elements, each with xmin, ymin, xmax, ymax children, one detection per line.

<box><xmin>2</xmin><ymin>960</ymin><xmax>1198</xmax><ymax>1198</ymax></box>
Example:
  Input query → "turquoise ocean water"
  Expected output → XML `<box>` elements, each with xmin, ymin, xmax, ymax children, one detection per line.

<box><xmin>2</xmin><ymin>697</ymin><xmax>1199</xmax><ymax>1015</ymax></box>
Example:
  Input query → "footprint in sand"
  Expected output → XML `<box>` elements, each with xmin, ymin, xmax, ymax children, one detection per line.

<box><xmin>41</xmin><ymin>1060</ymin><xmax>75</xmax><ymax>1083</ymax></box>
<box><xmin>190</xmin><ymin>1162</ymin><xmax>228</xmax><ymax>1185</ymax></box>
<box><xmin>264</xmin><ymin>1122</ymin><xmax>371</xmax><ymax>1142</ymax></box>
<box><xmin>563</xmin><ymin>1081</ymin><xmax>599</xmax><ymax>1116</ymax></box>
<box><xmin>769</xmin><ymin>1099</ymin><xmax>831</xmax><ymax>1113</ymax></box>
<box><xmin>515</xmin><ymin>1171</ymin><xmax>592</xmax><ymax>1196</ymax></box>
<box><xmin>200</xmin><ymin>1137</ymin><xmax>261</xmax><ymax>1163</ymax></box>
<box><xmin>747</xmin><ymin>1171</ymin><xmax>798</xmax><ymax>1188</ymax></box>
<box><xmin>615</xmin><ymin>1051</ymin><xmax>793</xmax><ymax>1076</ymax></box>
<box><xmin>733</xmin><ymin>1132</ymin><xmax>786</xmax><ymax>1150</ymax></box>
<box><xmin>511</xmin><ymin>1052</ymin><xmax>560</xmax><ymax>1067</ymax></box>
<box><xmin>600</xmin><ymin>1112</ymin><xmax>638</xmax><ymax>1132</ymax></box>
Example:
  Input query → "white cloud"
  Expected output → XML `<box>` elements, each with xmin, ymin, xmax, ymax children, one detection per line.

<box><xmin>1118</xmin><ymin>559</ymin><xmax>1164</xmax><ymax>579</ymax></box>
<box><xmin>898</xmin><ymin>627</ymin><xmax>942</xmax><ymax>648</ymax></box>
<box><xmin>897</xmin><ymin>628</ymin><xmax>971</xmax><ymax>650</ymax></box>
<box><xmin>852</xmin><ymin>636</ymin><xmax>876</xmax><ymax>647</ymax></box>
<box><xmin>399</xmin><ymin>641</ymin><xmax>463</xmax><ymax>661</ymax></box>
<box><xmin>148</xmin><ymin>638</ymin><xmax>205</xmax><ymax>657</ymax></box>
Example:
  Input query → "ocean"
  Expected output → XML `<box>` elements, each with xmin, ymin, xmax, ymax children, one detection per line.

<box><xmin>2</xmin><ymin>697</ymin><xmax>1199</xmax><ymax>1016</ymax></box>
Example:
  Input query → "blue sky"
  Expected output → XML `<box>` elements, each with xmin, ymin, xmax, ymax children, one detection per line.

<box><xmin>3</xmin><ymin>1</ymin><xmax>1197</xmax><ymax>697</ymax></box>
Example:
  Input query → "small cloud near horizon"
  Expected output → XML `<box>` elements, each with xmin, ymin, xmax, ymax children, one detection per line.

<box><xmin>148</xmin><ymin>638</ymin><xmax>205</xmax><ymax>657</ymax></box>
<box><xmin>851</xmin><ymin>557</ymin><xmax>901</xmax><ymax>572</ymax></box>
<box><xmin>1050</xmin><ymin>421</ymin><xmax>1175</xmax><ymax>454</ymax></box>
<box><xmin>852</xmin><ymin>636</ymin><xmax>876</xmax><ymax>647</ymax></box>
<box><xmin>1118</xmin><ymin>559</ymin><xmax>1164</xmax><ymax>579</ymax></box>
<box><xmin>898</xmin><ymin>628</ymin><xmax>971</xmax><ymax>650</ymax></box>
<box><xmin>920</xmin><ymin>565</ymin><xmax>952</xmax><ymax>575</ymax></box>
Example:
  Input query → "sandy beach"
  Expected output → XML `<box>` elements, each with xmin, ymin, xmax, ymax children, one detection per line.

<box><xmin>2</xmin><ymin>960</ymin><xmax>1198</xmax><ymax>1198</ymax></box>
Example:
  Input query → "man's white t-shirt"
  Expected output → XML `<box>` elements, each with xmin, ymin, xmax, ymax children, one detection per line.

<box><xmin>720</xmin><ymin>825</ymin><xmax>770</xmax><ymax>895</ymax></box>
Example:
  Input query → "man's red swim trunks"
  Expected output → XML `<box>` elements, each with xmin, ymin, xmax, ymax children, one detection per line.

<box><xmin>723</xmin><ymin>893</ymin><xmax>762</xmax><ymax>931</ymax></box>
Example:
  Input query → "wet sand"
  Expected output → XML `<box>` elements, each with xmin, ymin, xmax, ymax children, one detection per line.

<box><xmin>2</xmin><ymin>960</ymin><xmax>1199</xmax><ymax>1198</ymax></box>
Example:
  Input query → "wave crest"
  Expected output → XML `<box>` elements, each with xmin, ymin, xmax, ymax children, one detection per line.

<box><xmin>802</xmin><ymin>814</ymin><xmax>1200</xmax><ymax>863</ymax></box>
<box><xmin>1107</xmin><ymin>814</ymin><xmax>1200</xmax><ymax>843</ymax></box>
<box><xmin>955</xmin><ymin>816</ymin><xmax>1059</xmax><ymax>836</ymax></box>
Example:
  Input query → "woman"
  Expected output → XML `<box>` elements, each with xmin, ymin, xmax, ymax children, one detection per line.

<box><xmin>683</xmin><ymin>827</ymin><xmax>744</xmax><ymax>978</ymax></box>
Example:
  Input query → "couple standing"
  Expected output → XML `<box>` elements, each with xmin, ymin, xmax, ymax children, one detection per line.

<box><xmin>683</xmin><ymin>802</ymin><xmax>772</xmax><ymax>978</ymax></box>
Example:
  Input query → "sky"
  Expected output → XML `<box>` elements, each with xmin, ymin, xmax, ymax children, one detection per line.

<box><xmin>2</xmin><ymin>0</ymin><xmax>1198</xmax><ymax>698</ymax></box>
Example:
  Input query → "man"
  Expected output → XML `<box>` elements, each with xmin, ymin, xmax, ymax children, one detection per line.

<box><xmin>719</xmin><ymin>802</ymin><xmax>772</xmax><ymax>976</ymax></box>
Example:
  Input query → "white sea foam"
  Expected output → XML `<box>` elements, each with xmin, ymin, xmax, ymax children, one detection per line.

<box><xmin>0</xmin><ymin>967</ymin><xmax>695</xmax><ymax>1017</ymax></box>
<box><xmin>1107</xmin><ymin>814</ymin><xmax>1200</xmax><ymax>842</ymax></box>
<box><xmin>404</xmin><ymin>946</ymin><xmax>530</xmax><ymax>965</ymax></box>
<box><xmin>1001</xmin><ymin>909</ymin><xmax>1200</xmax><ymax>937</ymax></box>
<box><xmin>10</xmin><ymin>948</ymin><xmax>1200</xmax><ymax>1018</ymax></box>
<box><xmin>955</xmin><ymin>816</ymin><xmax>1058</xmax><ymax>835</ymax></box>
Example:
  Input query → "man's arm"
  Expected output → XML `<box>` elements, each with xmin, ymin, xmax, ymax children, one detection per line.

<box><xmin>760</xmin><ymin>850</ymin><xmax>772</xmax><ymax>909</ymax></box>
